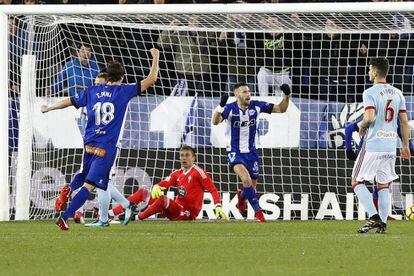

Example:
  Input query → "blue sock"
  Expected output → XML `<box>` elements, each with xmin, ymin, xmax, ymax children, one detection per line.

<box><xmin>108</xmin><ymin>181</ymin><xmax>129</xmax><ymax>209</ymax></box>
<box><xmin>62</xmin><ymin>187</ymin><xmax>90</xmax><ymax>221</ymax></box>
<box><xmin>373</xmin><ymin>186</ymin><xmax>379</xmax><ymax>200</ymax></box>
<box><xmin>242</xmin><ymin>185</ymin><xmax>260</xmax><ymax>212</ymax></box>
<box><xmin>354</xmin><ymin>184</ymin><xmax>378</xmax><ymax>218</ymax></box>
<box><xmin>378</xmin><ymin>188</ymin><xmax>391</xmax><ymax>223</ymax></box>
<box><xmin>69</xmin><ymin>173</ymin><xmax>84</xmax><ymax>192</ymax></box>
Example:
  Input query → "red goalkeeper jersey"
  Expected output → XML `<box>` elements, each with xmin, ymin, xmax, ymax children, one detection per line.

<box><xmin>157</xmin><ymin>165</ymin><xmax>221</xmax><ymax>219</ymax></box>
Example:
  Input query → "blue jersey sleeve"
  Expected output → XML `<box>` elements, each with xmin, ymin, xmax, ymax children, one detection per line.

<box><xmin>70</xmin><ymin>87</ymin><xmax>89</xmax><ymax>109</ymax></box>
<box><xmin>345</xmin><ymin>122</ymin><xmax>361</xmax><ymax>151</ymax></box>
<box><xmin>221</xmin><ymin>104</ymin><xmax>231</xmax><ymax>120</ymax></box>
<box><xmin>257</xmin><ymin>101</ymin><xmax>274</xmax><ymax>114</ymax></box>
<box><xmin>123</xmin><ymin>83</ymin><xmax>141</xmax><ymax>100</ymax></box>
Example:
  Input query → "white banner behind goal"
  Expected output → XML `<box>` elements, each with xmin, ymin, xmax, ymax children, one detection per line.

<box><xmin>2</xmin><ymin>3</ymin><xmax>414</xmax><ymax>221</ymax></box>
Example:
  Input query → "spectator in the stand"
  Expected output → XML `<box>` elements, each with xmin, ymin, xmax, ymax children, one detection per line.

<box><xmin>9</xmin><ymin>16</ymin><xmax>28</xmax><ymax>97</ymax></box>
<box><xmin>392</xmin><ymin>13</ymin><xmax>411</xmax><ymax>39</ymax></box>
<box><xmin>256</xmin><ymin>16</ymin><xmax>292</xmax><ymax>97</ymax></box>
<box><xmin>157</xmin><ymin>16</ymin><xmax>217</xmax><ymax>96</ymax></box>
<box><xmin>1</xmin><ymin>0</ymin><xmax>13</xmax><ymax>4</ymax></box>
<box><xmin>49</xmin><ymin>43</ymin><xmax>100</xmax><ymax>97</ymax></box>
<box><xmin>289</xmin><ymin>13</ymin><xmax>312</xmax><ymax>95</ymax></box>
<box><xmin>348</xmin><ymin>32</ymin><xmax>371</xmax><ymax>102</ymax></box>
<box><xmin>8</xmin><ymin>17</ymin><xmax>26</xmax><ymax>151</ymax></box>
<box><xmin>311</xmin><ymin>18</ymin><xmax>351</xmax><ymax>101</ymax></box>
<box><xmin>218</xmin><ymin>13</ymin><xmax>256</xmax><ymax>93</ymax></box>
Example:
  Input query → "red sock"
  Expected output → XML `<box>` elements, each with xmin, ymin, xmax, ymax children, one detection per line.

<box><xmin>112</xmin><ymin>205</ymin><xmax>124</xmax><ymax>216</ymax></box>
<box><xmin>129</xmin><ymin>189</ymin><xmax>148</xmax><ymax>204</ymax></box>
<box><xmin>138</xmin><ymin>196</ymin><xmax>167</xmax><ymax>220</ymax></box>
<box><xmin>111</xmin><ymin>189</ymin><xmax>149</xmax><ymax>216</ymax></box>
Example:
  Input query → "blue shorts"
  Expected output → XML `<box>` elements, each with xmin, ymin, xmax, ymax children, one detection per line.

<box><xmin>79</xmin><ymin>146</ymin><xmax>117</xmax><ymax>190</ymax></box>
<box><xmin>227</xmin><ymin>151</ymin><xmax>260</xmax><ymax>180</ymax></box>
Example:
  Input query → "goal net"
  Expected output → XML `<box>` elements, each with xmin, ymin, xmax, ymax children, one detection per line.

<box><xmin>3</xmin><ymin>3</ymin><xmax>414</xmax><ymax>221</ymax></box>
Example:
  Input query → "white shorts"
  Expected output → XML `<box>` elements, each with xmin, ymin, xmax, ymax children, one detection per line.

<box><xmin>352</xmin><ymin>151</ymin><xmax>398</xmax><ymax>184</ymax></box>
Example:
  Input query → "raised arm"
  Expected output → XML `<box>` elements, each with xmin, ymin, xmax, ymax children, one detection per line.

<box><xmin>212</xmin><ymin>94</ymin><xmax>229</xmax><ymax>125</ymax></box>
<box><xmin>140</xmin><ymin>48</ymin><xmax>160</xmax><ymax>93</ymax></box>
<box><xmin>41</xmin><ymin>98</ymin><xmax>73</xmax><ymax>113</ymax></box>
<box><xmin>271</xmin><ymin>84</ymin><xmax>291</xmax><ymax>113</ymax></box>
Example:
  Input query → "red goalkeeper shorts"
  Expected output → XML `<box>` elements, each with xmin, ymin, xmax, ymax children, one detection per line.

<box><xmin>162</xmin><ymin>199</ymin><xmax>192</xmax><ymax>221</ymax></box>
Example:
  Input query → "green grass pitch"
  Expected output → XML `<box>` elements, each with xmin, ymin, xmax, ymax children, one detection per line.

<box><xmin>0</xmin><ymin>220</ymin><xmax>413</xmax><ymax>276</ymax></box>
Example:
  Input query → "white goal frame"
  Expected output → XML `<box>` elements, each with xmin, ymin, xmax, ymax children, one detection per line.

<box><xmin>1</xmin><ymin>2</ymin><xmax>414</xmax><ymax>221</ymax></box>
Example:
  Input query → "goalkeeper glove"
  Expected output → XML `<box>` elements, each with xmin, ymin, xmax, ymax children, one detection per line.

<box><xmin>151</xmin><ymin>184</ymin><xmax>166</xmax><ymax>199</ymax></box>
<box><xmin>214</xmin><ymin>204</ymin><xmax>229</xmax><ymax>220</ymax></box>
<box><xmin>346</xmin><ymin>150</ymin><xmax>357</xmax><ymax>161</ymax></box>
<box><xmin>280</xmin><ymin>84</ymin><xmax>291</xmax><ymax>96</ymax></box>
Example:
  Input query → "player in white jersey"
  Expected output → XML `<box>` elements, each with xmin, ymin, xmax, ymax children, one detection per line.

<box><xmin>352</xmin><ymin>58</ymin><xmax>411</xmax><ymax>234</ymax></box>
<box><xmin>212</xmin><ymin>82</ymin><xmax>290</xmax><ymax>222</ymax></box>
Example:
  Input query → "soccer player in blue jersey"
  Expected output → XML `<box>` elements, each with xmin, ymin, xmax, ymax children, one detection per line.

<box><xmin>212</xmin><ymin>82</ymin><xmax>291</xmax><ymax>222</ymax></box>
<box><xmin>41</xmin><ymin>48</ymin><xmax>160</xmax><ymax>230</ymax></box>
<box><xmin>56</xmin><ymin>71</ymin><xmax>137</xmax><ymax>226</ymax></box>
<box><xmin>352</xmin><ymin>58</ymin><xmax>411</xmax><ymax>234</ymax></box>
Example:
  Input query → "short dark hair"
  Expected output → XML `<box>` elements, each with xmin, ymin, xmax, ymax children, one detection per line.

<box><xmin>77</xmin><ymin>42</ymin><xmax>91</xmax><ymax>50</ymax></box>
<box><xmin>369</xmin><ymin>58</ymin><xmax>389</xmax><ymax>77</ymax></box>
<box><xmin>97</xmin><ymin>72</ymin><xmax>108</xmax><ymax>80</ymax></box>
<box><xmin>180</xmin><ymin>145</ymin><xmax>196</xmax><ymax>157</ymax></box>
<box><xmin>107</xmin><ymin>60</ymin><xmax>125</xmax><ymax>82</ymax></box>
<box><xmin>233</xmin><ymin>82</ymin><xmax>249</xmax><ymax>92</ymax></box>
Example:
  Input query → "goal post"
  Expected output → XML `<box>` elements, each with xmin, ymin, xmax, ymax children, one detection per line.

<box><xmin>2</xmin><ymin>3</ymin><xmax>414</xmax><ymax>221</ymax></box>
<box><xmin>0</xmin><ymin>12</ymin><xmax>9</xmax><ymax>221</ymax></box>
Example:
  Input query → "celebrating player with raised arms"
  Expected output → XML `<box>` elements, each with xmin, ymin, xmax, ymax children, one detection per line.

<box><xmin>212</xmin><ymin>83</ymin><xmax>291</xmax><ymax>222</ymax></box>
<box><xmin>111</xmin><ymin>145</ymin><xmax>227</xmax><ymax>222</ymax></box>
<box><xmin>41</xmin><ymin>48</ymin><xmax>160</xmax><ymax>230</ymax></box>
<box><xmin>352</xmin><ymin>58</ymin><xmax>411</xmax><ymax>234</ymax></box>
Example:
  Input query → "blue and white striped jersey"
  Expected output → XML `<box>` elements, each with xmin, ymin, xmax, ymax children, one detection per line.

<box><xmin>221</xmin><ymin>100</ymin><xmax>273</xmax><ymax>153</ymax></box>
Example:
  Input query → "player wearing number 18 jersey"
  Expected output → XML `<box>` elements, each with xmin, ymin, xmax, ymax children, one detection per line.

<box><xmin>41</xmin><ymin>48</ymin><xmax>160</xmax><ymax>230</ymax></box>
<box><xmin>352</xmin><ymin>58</ymin><xmax>411</xmax><ymax>234</ymax></box>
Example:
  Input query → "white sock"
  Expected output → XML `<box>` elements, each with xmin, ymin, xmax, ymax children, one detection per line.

<box><xmin>378</xmin><ymin>188</ymin><xmax>391</xmax><ymax>223</ymax></box>
<box><xmin>354</xmin><ymin>184</ymin><xmax>378</xmax><ymax>218</ymax></box>
<box><xmin>108</xmin><ymin>182</ymin><xmax>130</xmax><ymax>208</ymax></box>
<box><xmin>97</xmin><ymin>188</ymin><xmax>111</xmax><ymax>223</ymax></box>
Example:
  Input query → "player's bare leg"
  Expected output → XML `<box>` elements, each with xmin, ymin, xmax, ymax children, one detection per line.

<box><xmin>353</xmin><ymin>180</ymin><xmax>381</xmax><ymax>233</ymax></box>
<box><xmin>233</xmin><ymin>164</ymin><xmax>265</xmax><ymax>222</ymax></box>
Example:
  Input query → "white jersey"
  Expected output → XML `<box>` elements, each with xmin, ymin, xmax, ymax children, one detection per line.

<box><xmin>363</xmin><ymin>83</ymin><xmax>406</xmax><ymax>152</ymax></box>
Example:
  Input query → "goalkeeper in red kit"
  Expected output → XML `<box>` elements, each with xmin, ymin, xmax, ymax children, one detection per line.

<box><xmin>118</xmin><ymin>145</ymin><xmax>228</xmax><ymax>223</ymax></box>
